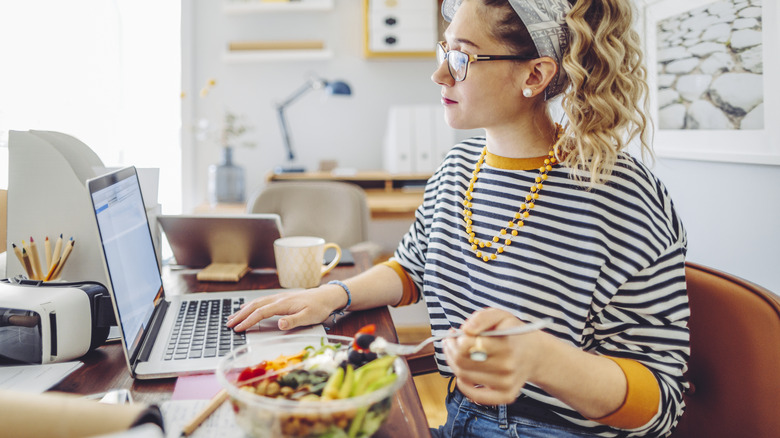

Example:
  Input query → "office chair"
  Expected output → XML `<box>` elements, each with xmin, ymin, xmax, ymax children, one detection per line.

<box><xmin>0</xmin><ymin>189</ymin><xmax>6</xmax><ymax>275</ymax></box>
<box><xmin>407</xmin><ymin>262</ymin><xmax>780</xmax><ymax>437</ymax></box>
<box><xmin>670</xmin><ymin>262</ymin><xmax>780</xmax><ymax>438</ymax></box>
<box><xmin>247</xmin><ymin>181</ymin><xmax>373</xmax><ymax>251</ymax></box>
<box><xmin>0</xmin><ymin>189</ymin><xmax>6</xmax><ymax>253</ymax></box>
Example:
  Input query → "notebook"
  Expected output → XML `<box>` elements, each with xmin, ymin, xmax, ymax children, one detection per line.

<box><xmin>156</xmin><ymin>214</ymin><xmax>283</xmax><ymax>269</ymax></box>
<box><xmin>86</xmin><ymin>166</ymin><xmax>324</xmax><ymax>379</ymax></box>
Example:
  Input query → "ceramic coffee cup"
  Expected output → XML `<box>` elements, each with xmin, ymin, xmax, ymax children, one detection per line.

<box><xmin>273</xmin><ymin>236</ymin><xmax>342</xmax><ymax>289</ymax></box>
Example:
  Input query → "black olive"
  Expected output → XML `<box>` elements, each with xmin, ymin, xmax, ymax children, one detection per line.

<box><xmin>355</xmin><ymin>333</ymin><xmax>376</xmax><ymax>350</ymax></box>
<box><xmin>348</xmin><ymin>348</ymin><xmax>365</xmax><ymax>365</ymax></box>
<box><xmin>363</xmin><ymin>351</ymin><xmax>378</xmax><ymax>362</ymax></box>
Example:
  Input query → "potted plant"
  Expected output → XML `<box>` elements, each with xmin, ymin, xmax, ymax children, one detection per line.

<box><xmin>194</xmin><ymin>79</ymin><xmax>254</xmax><ymax>204</ymax></box>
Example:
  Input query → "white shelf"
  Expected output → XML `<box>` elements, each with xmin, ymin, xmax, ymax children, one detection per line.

<box><xmin>223</xmin><ymin>0</ymin><xmax>334</xmax><ymax>14</ymax></box>
<box><xmin>223</xmin><ymin>49</ymin><xmax>334</xmax><ymax>62</ymax></box>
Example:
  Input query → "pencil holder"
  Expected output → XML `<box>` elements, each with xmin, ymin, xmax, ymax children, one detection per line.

<box><xmin>10</xmin><ymin>234</ymin><xmax>77</xmax><ymax>282</ymax></box>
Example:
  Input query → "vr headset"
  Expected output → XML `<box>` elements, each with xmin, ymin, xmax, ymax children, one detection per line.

<box><xmin>0</xmin><ymin>280</ymin><xmax>116</xmax><ymax>364</ymax></box>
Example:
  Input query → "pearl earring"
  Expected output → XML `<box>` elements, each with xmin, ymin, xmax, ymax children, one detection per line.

<box><xmin>523</xmin><ymin>88</ymin><xmax>533</xmax><ymax>98</ymax></box>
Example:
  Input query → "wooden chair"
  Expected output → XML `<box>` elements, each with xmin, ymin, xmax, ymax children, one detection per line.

<box><xmin>407</xmin><ymin>262</ymin><xmax>780</xmax><ymax>437</ymax></box>
<box><xmin>247</xmin><ymin>181</ymin><xmax>371</xmax><ymax>250</ymax></box>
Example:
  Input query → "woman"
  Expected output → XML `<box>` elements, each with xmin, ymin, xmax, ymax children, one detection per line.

<box><xmin>228</xmin><ymin>0</ymin><xmax>689</xmax><ymax>436</ymax></box>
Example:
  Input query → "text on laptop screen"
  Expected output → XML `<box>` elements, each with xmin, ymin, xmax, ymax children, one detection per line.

<box><xmin>91</xmin><ymin>172</ymin><xmax>163</xmax><ymax>354</ymax></box>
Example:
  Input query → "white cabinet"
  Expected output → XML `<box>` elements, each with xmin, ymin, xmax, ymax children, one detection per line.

<box><xmin>364</xmin><ymin>0</ymin><xmax>438</xmax><ymax>57</ymax></box>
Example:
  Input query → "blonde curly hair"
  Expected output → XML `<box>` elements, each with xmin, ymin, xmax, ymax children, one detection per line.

<box><xmin>479</xmin><ymin>0</ymin><xmax>652</xmax><ymax>186</ymax></box>
<box><xmin>560</xmin><ymin>0</ymin><xmax>652</xmax><ymax>186</ymax></box>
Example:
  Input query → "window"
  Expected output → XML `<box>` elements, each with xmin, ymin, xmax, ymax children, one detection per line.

<box><xmin>0</xmin><ymin>0</ymin><xmax>181</xmax><ymax>213</ymax></box>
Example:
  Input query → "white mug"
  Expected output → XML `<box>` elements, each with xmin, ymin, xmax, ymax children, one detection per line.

<box><xmin>273</xmin><ymin>236</ymin><xmax>342</xmax><ymax>289</ymax></box>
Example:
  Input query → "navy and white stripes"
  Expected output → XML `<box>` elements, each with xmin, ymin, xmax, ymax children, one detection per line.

<box><xmin>392</xmin><ymin>137</ymin><xmax>690</xmax><ymax>437</ymax></box>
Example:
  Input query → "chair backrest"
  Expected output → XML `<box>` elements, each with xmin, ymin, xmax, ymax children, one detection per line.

<box><xmin>671</xmin><ymin>262</ymin><xmax>780</xmax><ymax>438</ymax></box>
<box><xmin>247</xmin><ymin>181</ymin><xmax>370</xmax><ymax>249</ymax></box>
<box><xmin>0</xmin><ymin>189</ymin><xmax>7</xmax><ymax>253</ymax></box>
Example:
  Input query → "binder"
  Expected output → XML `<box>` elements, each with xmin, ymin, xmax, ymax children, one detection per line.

<box><xmin>412</xmin><ymin>105</ymin><xmax>435</xmax><ymax>173</ymax></box>
<box><xmin>432</xmin><ymin>105</ymin><xmax>456</xmax><ymax>165</ymax></box>
<box><xmin>383</xmin><ymin>105</ymin><xmax>457</xmax><ymax>174</ymax></box>
<box><xmin>383</xmin><ymin>106</ymin><xmax>414</xmax><ymax>173</ymax></box>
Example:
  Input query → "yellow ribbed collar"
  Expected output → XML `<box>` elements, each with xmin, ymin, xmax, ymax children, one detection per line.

<box><xmin>484</xmin><ymin>150</ymin><xmax>550</xmax><ymax>171</ymax></box>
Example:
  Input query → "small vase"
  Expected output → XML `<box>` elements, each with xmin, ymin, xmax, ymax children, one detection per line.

<box><xmin>208</xmin><ymin>146</ymin><xmax>245</xmax><ymax>204</ymax></box>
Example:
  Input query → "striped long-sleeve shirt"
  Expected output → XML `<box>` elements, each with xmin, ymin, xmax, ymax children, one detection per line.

<box><xmin>392</xmin><ymin>137</ymin><xmax>690</xmax><ymax>437</ymax></box>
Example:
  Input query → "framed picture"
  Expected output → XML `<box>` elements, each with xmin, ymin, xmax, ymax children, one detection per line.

<box><xmin>641</xmin><ymin>0</ymin><xmax>780</xmax><ymax>165</ymax></box>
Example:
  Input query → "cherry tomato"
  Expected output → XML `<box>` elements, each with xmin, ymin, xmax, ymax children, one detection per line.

<box><xmin>237</xmin><ymin>361</ymin><xmax>267</xmax><ymax>383</ymax></box>
<box><xmin>353</xmin><ymin>324</ymin><xmax>377</xmax><ymax>352</ymax></box>
<box><xmin>356</xmin><ymin>324</ymin><xmax>376</xmax><ymax>336</ymax></box>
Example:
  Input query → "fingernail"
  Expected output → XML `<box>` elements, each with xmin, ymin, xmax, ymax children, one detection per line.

<box><xmin>279</xmin><ymin>319</ymin><xmax>289</xmax><ymax>330</ymax></box>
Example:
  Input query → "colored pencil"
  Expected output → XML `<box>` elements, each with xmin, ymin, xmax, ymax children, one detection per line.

<box><xmin>51</xmin><ymin>238</ymin><xmax>75</xmax><ymax>280</ymax></box>
<box><xmin>44</xmin><ymin>236</ymin><xmax>52</xmax><ymax>272</ymax></box>
<box><xmin>12</xmin><ymin>243</ymin><xmax>25</xmax><ymax>270</ymax></box>
<box><xmin>180</xmin><ymin>389</ymin><xmax>228</xmax><ymax>436</ymax></box>
<box><xmin>29</xmin><ymin>237</ymin><xmax>44</xmax><ymax>281</ymax></box>
<box><xmin>44</xmin><ymin>260</ymin><xmax>59</xmax><ymax>282</ymax></box>
<box><xmin>21</xmin><ymin>240</ymin><xmax>37</xmax><ymax>280</ymax></box>
<box><xmin>50</xmin><ymin>234</ymin><xmax>63</xmax><ymax>271</ymax></box>
<box><xmin>21</xmin><ymin>248</ymin><xmax>34</xmax><ymax>279</ymax></box>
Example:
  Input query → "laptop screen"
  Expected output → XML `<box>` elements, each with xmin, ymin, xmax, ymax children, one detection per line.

<box><xmin>89</xmin><ymin>167</ymin><xmax>163</xmax><ymax>356</ymax></box>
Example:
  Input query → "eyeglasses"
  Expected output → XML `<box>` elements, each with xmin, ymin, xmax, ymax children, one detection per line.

<box><xmin>436</xmin><ymin>41</ymin><xmax>536</xmax><ymax>82</ymax></box>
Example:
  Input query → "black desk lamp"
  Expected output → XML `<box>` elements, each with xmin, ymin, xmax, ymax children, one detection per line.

<box><xmin>274</xmin><ymin>77</ymin><xmax>352</xmax><ymax>173</ymax></box>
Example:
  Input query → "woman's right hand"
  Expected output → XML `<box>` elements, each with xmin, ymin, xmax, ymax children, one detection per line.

<box><xmin>226</xmin><ymin>283</ymin><xmax>346</xmax><ymax>332</ymax></box>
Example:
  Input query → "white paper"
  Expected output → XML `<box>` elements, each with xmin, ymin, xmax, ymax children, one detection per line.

<box><xmin>160</xmin><ymin>399</ymin><xmax>243</xmax><ymax>438</ymax></box>
<box><xmin>0</xmin><ymin>361</ymin><xmax>83</xmax><ymax>393</ymax></box>
<box><xmin>92</xmin><ymin>424</ymin><xmax>165</xmax><ymax>438</ymax></box>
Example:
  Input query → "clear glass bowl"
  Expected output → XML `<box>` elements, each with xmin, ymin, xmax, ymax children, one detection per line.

<box><xmin>216</xmin><ymin>334</ymin><xmax>408</xmax><ymax>438</ymax></box>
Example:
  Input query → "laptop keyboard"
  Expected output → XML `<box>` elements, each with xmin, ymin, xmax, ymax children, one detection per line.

<box><xmin>164</xmin><ymin>298</ymin><xmax>247</xmax><ymax>360</ymax></box>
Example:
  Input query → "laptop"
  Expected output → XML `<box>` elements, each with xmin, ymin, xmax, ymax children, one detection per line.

<box><xmin>86</xmin><ymin>166</ymin><xmax>324</xmax><ymax>379</ymax></box>
<box><xmin>157</xmin><ymin>214</ymin><xmax>283</xmax><ymax>269</ymax></box>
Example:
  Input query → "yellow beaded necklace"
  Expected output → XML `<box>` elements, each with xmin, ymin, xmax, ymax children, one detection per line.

<box><xmin>463</xmin><ymin>124</ymin><xmax>564</xmax><ymax>262</ymax></box>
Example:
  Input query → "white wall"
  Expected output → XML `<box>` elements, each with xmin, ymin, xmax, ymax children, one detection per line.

<box><xmin>186</xmin><ymin>1</ymin><xmax>780</xmax><ymax>295</ymax></box>
<box><xmin>652</xmin><ymin>157</ymin><xmax>779</xmax><ymax>292</ymax></box>
<box><xmin>184</xmin><ymin>1</ymin><xmax>443</xmax><ymax>212</ymax></box>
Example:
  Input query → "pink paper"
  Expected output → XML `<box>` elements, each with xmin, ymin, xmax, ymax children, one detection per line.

<box><xmin>171</xmin><ymin>373</ymin><xmax>223</xmax><ymax>400</ymax></box>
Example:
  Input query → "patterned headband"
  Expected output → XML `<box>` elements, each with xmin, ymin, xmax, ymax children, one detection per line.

<box><xmin>441</xmin><ymin>0</ymin><xmax>572</xmax><ymax>99</ymax></box>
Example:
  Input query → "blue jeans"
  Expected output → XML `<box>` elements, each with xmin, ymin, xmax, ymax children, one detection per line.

<box><xmin>430</xmin><ymin>387</ymin><xmax>600</xmax><ymax>438</ymax></box>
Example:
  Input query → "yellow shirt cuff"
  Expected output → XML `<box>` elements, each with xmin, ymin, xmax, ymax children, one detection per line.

<box><xmin>590</xmin><ymin>357</ymin><xmax>660</xmax><ymax>429</ymax></box>
<box><xmin>381</xmin><ymin>260</ymin><xmax>419</xmax><ymax>307</ymax></box>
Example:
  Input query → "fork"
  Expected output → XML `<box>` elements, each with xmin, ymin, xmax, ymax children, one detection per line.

<box><xmin>372</xmin><ymin>318</ymin><xmax>552</xmax><ymax>356</ymax></box>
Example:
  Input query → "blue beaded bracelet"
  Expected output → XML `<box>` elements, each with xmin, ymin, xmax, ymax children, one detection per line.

<box><xmin>327</xmin><ymin>280</ymin><xmax>352</xmax><ymax>326</ymax></box>
<box><xmin>328</xmin><ymin>280</ymin><xmax>352</xmax><ymax>312</ymax></box>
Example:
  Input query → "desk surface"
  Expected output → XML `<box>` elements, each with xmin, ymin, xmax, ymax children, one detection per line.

<box><xmin>52</xmin><ymin>251</ymin><xmax>431</xmax><ymax>437</ymax></box>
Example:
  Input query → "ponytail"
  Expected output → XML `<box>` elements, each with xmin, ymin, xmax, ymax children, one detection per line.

<box><xmin>560</xmin><ymin>0</ymin><xmax>652</xmax><ymax>186</ymax></box>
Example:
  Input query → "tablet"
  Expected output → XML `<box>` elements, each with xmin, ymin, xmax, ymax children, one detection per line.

<box><xmin>157</xmin><ymin>214</ymin><xmax>283</xmax><ymax>269</ymax></box>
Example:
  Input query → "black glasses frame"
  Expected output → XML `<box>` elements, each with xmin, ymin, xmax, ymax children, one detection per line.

<box><xmin>436</xmin><ymin>41</ymin><xmax>536</xmax><ymax>82</ymax></box>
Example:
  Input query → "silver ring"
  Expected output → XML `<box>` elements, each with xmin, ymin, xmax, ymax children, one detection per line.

<box><xmin>468</xmin><ymin>337</ymin><xmax>488</xmax><ymax>362</ymax></box>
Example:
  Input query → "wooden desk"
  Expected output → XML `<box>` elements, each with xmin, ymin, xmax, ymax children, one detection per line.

<box><xmin>267</xmin><ymin>171</ymin><xmax>430</xmax><ymax>220</ymax></box>
<box><xmin>51</xmin><ymin>252</ymin><xmax>431</xmax><ymax>437</ymax></box>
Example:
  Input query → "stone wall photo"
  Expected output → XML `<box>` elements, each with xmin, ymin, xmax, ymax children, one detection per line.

<box><xmin>655</xmin><ymin>0</ymin><xmax>763</xmax><ymax>130</ymax></box>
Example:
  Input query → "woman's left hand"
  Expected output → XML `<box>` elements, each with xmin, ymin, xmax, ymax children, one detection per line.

<box><xmin>443</xmin><ymin>308</ymin><xmax>550</xmax><ymax>406</ymax></box>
